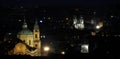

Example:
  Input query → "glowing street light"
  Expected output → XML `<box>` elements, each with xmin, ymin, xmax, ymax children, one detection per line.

<box><xmin>61</xmin><ymin>51</ymin><xmax>65</xmax><ymax>55</ymax></box>
<box><xmin>96</xmin><ymin>25</ymin><xmax>101</xmax><ymax>29</ymax></box>
<box><xmin>40</xmin><ymin>20</ymin><xmax>43</xmax><ymax>23</ymax></box>
<box><xmin>96</xmin><ymin>21</ymin><xmax>103</xmax><ymax>29</ymax></box>
<box><xmin>44</xmin><ymin>46</ymin><xmax>50</xmax><ymax>52</ymax></box>
<box><xmin>43</xmin><ymin>46</ymin><xmax>50</xmax><ymax>56</ymax></box>
<box><xmin>91</xmin><ymin>32</ymin><xmax>96</xmax><ymax>36</ymax></box>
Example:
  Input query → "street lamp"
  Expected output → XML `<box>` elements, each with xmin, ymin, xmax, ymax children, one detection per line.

<box><xmin>96</xmin><ymin>21</ymin><xmax>103</xmax><ymax>29</ymax></box>
<box><xmin>96</xmin><ymin>25</ymin><xmax>101</xmax><ymax>29</ymax></box>
<box><xmin>61</xmin><ymin>51</ymin><xmax>65</xmax><ymax>55</ymax></box>
<box><xmin>43</xmin><ymin>46</ymin><xmax>50</xmax><ymax>56</ymax></box>
<box><xmin>44</xmin><ymin>46</ymin><xmax>50</xmax><ymax>52</ymax></box>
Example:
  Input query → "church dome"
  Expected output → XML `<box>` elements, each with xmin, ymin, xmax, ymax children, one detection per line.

<box><xmin>18</xmin><ymin>29</ymin><xmax>33</xmax><ymax>35</ymax></box>
<box><xmin>18</xmin><ymin>19</ymin><xmax>33</xmax><ymax>35</ymax></box>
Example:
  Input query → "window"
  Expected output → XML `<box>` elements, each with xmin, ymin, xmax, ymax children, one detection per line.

<box><xmin>35</xmin><ymin>44</ymin><xmax>37</xmax><ymax>47</ymax></box>
<box><xmin>23</xmin><ymin>40</ymin><xmax>25</xmax><ymax>42</ymax></box>
<box><xmin>29</xmin><ymin>40</ymin><xmax>31</xmax><ymax>45</ymax></box>
<box><xmin>35</xmin><ymin>34</ymin><xmax>37</xmax><ymax>38</ymax></box>
<box><xmin>35</xmin><ymin>30</ymin><xmax>38</xmax><ymax>32</ymax></box>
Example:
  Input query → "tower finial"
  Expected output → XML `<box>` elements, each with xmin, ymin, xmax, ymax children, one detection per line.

<box><xmin>34</xmin><ymin>18</ymin><xmax>39</xmax><ymax>30</ymax></box>
<box><xmin>22</xmin><ymin>16</ymin><xmax>27</xmax><ymax>29</ymax></box>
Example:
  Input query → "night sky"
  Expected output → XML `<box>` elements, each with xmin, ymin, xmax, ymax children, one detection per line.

<box><xmin>0</xmin><ymin>0</ymin><xmax>119</xmax><ymax>7</ymax></box>
<box><xmin>0</xmin><ymin>0</ymin><xmax>119</xmax><ymax>35</ymax></box>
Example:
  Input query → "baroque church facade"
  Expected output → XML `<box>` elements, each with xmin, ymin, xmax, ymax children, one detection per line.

<box><xmin>8</xmin><ymin>19</ymin><xmax>41</xmax><ymax>56</ymax></box>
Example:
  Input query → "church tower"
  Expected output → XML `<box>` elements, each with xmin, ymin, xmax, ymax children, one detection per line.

<box><xmin>17</xmin><ymin>18</ymin><xmax>34</xmax><ymax>47</ymax></box>
<box><xmin>33</xmin><ymin>19</ymin><xmax>41</xmax><ymax>56</ymax></box>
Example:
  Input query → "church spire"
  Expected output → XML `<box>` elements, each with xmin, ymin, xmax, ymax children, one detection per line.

<box><xmin>34</xmin><ymin>18</ymin><xmax>39</xmax><ymax>30</ymax></box>
<box><xmin>22</xmin><ymin>16</ymin><xmax>28</xmax><ymax>29</ymax></box>
<box><xmin>33</xmin><ymin>18</ymin><xmax>41</xmax><ymax>56</ymax></box>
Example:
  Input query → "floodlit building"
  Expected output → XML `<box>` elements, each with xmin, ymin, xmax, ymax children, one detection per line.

<box><xmin>8</xmin><ymin>19</ymin><xmax>41</xmax><ymax>56</ymax></box>
<box><xmin>73</xmin><ymin>16</ymin><xmax>85</xmax><ymax>30</ymax></box>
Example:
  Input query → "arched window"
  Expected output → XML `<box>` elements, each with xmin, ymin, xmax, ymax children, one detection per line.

<box><xmin>35</xmin><ymin>34</ymin><xmax>37</xmax><ymax>38</ymax></box>
<box><xmin>35</xmin><ymin>30</ymin><xmax>38</xmax><ymax>32</ymax></box>
<box><xmin>29</xmin><ymin>40</ymin><xmax>31</xmax><ymax>45</ymax></box>
<box><xmin>35</xmin><ymin>44</ymin><xmax>37</xmax><ymax>47</ymax></box>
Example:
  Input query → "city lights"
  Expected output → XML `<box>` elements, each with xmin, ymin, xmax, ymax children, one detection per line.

<box><xmin>0</xmin><ymin>2</ymin><xmax>119</xmax><ymax>58</ymax></box>
<box><xmin>43</xmin><ymin>46</ymin><xmax>50</xmax><ymax>56</ymax></box>
<box><xmin>61</xmin><ymin>51</ymin><xmax>65</xmax><ymax>55</ymax></box>
<box><xmin>96</xmin><ymin>22</ymin><xmax>103</xmax><ymax>29</ymax></box>
<box><xmin>91</xmin><ymin>32</ymin><xmax>96</xmax><ymax>36</ymax></box>
<box><xmin>41</xmin><ymin>35</ymin><xmax>45</xmax><ymax>38</ymax></box>
<box><xmin>81</xmin><ymin>44</ymin><xmax>89</xmax><ymax>53</ymax></box>
<box><xmin>44</xmin><ymin>46</ymin><xmax>50</xmax><ymax>52</ymax></box>
<box><xmin>18</xmin><ymin>19</ymin><xmax>22</xmax><ymax>22</ymax></box>
<box><xmin>73</xmin><ymin>16</ymin><xmax>84</xmax><ymax>30</ymax></box>
<box><xmin>66</xmin><ymin>18</ymin><xmax>69</xmax><ymax>20</ymax></box>
<box><xmin>40</xmin><ymin>20</ymin><xmax>43</xmax><ymax>23</ymax></box>
<box><xmin>111</xmin><ymin>15</ymin><xmax>114</xmax><ymax>18</ymax></box>
<box><xmin>48</xmin><ymin>17</ymin><xmax>51</xmax><ymax>20</ymax></box>
<box><xmin>8</xmin><ymin>33</ymin><xmax>12</xmax><ymax>35</ymax></box>
<box><xmin>96</xmin><ymin>25</ymin><xmax>101</xmax><ymax>29</ymax></box>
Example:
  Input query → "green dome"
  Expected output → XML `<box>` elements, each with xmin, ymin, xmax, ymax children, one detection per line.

<box><xmin>18</xmin><ymin>29</ymin><xmax>33</xmax><ymax>35</ymax></box>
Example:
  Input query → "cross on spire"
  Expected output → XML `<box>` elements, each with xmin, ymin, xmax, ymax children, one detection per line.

<box><xmin>34</xmin><ymin>18</ymin><xmax>39</xmax><ymax>30</ymax></box>
<box><xmin>22</xmin><ymin>16</ymin><xmax>28</xmax><ymax>29</ymax></box>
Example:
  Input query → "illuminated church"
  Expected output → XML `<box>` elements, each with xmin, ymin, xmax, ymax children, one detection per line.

<box><xmin>8</xmin><ymin>19</ymin><xmax>41</xmax><ymax>56</ymax></box>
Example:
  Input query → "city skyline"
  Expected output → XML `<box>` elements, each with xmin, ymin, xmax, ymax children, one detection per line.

<box><xmin>0</xmin><ymin>0</ymin><xmax>120</xmax><ymax>58</ymax></box>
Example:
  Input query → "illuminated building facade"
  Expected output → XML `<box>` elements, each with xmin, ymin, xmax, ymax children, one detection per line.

<box><xmin>8</xmin><ymin>19</ymin><xmax>41</xmax><ymax>56</ymax></box>
<box><xmin>73</xmin><ymin>16</ymin><xmax>85</xmax><ymax>30</ymax></box>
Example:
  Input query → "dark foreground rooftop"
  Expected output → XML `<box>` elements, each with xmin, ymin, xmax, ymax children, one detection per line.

<box><xmin>0</xmin><ymin>53</ymin><xmax>120</xmax><ymax>59</ymax></box>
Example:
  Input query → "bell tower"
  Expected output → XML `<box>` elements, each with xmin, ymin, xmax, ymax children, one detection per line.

<box><xmin>33</xmin><ymin>19</ymin><xmax>41</xmax><ymax>56</ymax></box>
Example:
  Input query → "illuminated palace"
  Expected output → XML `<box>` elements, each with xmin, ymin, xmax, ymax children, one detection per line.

<box><xmin>8</xmin><ymin>19</ymin><xmax>41</xmax><ymax>56</ymax></box>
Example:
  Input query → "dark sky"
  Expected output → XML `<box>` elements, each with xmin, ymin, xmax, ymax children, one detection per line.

<box><xmin>0</xmin><ymin>0</ymin><xmax>119</xmax><ymax>7</ymax></box>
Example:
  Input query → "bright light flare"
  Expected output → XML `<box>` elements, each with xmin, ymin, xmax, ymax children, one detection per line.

<box><xmin>96</xmin><ymin>25</ymin><xmax>100</xmax><ymax>29</ymax></box>
<box><xmin>40</xmin><ymin>20</ymin><xmax>43</xmax><ymax>23</ymax></box>
<box><xmin>44</xmin><ymin>46</ymin><xmax>50</xmax><ymax>52</ymax></box>
<box><xmin>96</xmin><ymin>21</ymin><xmax>103</xmax><ymax>29</ymax></box>
<box><xmin>61</xmin><ymin>51</ymin><xmax>65</xmax><ymax>55</ymax></box>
